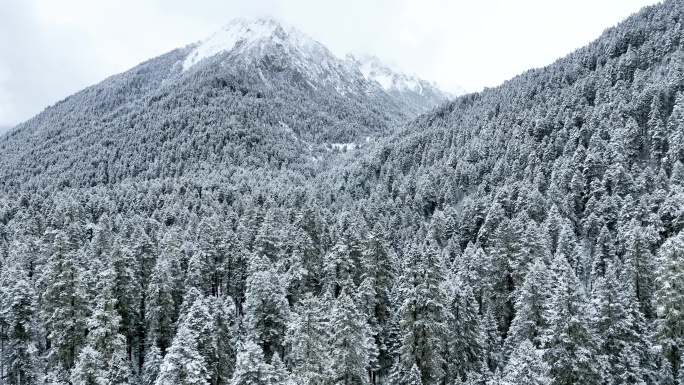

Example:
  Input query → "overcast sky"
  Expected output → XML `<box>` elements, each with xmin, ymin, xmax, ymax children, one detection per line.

<box><xmin>0</xmin><ymin>0</ymin><xmax>662</xmax><ymax>127</ymax></box>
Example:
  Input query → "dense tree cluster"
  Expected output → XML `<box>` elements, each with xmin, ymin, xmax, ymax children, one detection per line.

<box><xmin>1</xmin><ymin>1</ymin><xmax>684</xmax><ymax>384</ymax></box>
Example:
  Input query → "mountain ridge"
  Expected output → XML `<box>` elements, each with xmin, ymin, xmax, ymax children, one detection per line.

<box><xmin>1</xmin><ymin>3</ymin><xmax>683</xmax><ymax>385</ymax></box>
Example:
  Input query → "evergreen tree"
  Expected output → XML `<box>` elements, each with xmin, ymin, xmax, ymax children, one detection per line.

<box><xmin>0</xmin><ymin>265</ymin><xmax>40</xmax><ymax>385</ymax></box>
<box><xmin>145</xmin><ymin>252</ymin><xmax>177</xmax><ymax>356</ymax></box>
<box><xmin>445</xmin><ymin>276</ymin><xmax>484</xmax><ymax>383</ymax></box>
<box><xmin>503</xmin><ymin>259</ymin><xmax>550</xmax><ymax>358</ymax></box>
<box><xmin>244</xmin><ymin>256</ymin><xmax>290</xmax><ymax>361</ymax></box>
<box><xmin>649</xmin><ymin>95</ymin><xmax>667</xmax><ymax>163</ymax></box>
<box><xmin>72</xmin><ymin>268</ymin><xmax>131</xmax><ymax>385</ymax></box>
<box><xmin>591</xmin><ymin>262</ymin><xmax>653</xmax><ymax>384</ymax></box>
<box><xmin>287</xmin><ymin>294</ymin><xmax>332</xmax><ymax>385</ymax></box>
<box><xmin>328</xmin><ymin>290</ymin><xmax>372</xmax><ymax>385</ymax></box>
<box><xmin>41</xmin><ymin>231</ymin><xmax>89</xmax><ymax>381</ymax></box>
<box><xmin>154</xmin><ymin>291</ymin><xmax>212</xmax><ymax>385</ymax></box>
<box><xmin>397</xmin><ymin>244</ymin><xmax>448</xmax><ymax>385</ymax></box>
<box><xmin>230</xmin><ymin>340</ymin><xmax>279</xmax><ymax>385</ymax></box>
<box><xmin>654</xmin><ymin>230</ymin><xmax>684</xmax><ymax>379</ymax></box>
<box><xmin>542</xmin><ymin>253</ymin><xmax>600</xmax><ymax>385</ymax></box>
<box><xmin>501</xmin><ymin>340</ymin><xmax>552</xmax><ymax>385</ymax></box>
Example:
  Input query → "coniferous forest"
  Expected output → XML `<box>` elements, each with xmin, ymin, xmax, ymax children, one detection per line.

<box><xmin>1</xmin><ymin>2</ymin><xmax>684</xmax><ymax>384</ymax></box>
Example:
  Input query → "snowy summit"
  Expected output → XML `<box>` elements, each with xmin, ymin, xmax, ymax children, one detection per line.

<box><xmin>181</xmin><ymin>18</ymin><xmax>458</xmax><ymax>103</ymax></box>
<box><xmin>350</xmin><ymin>54</ymin><xmax>466</xmax><ymax>97</ymax></box>
<box><xmin>183</xmin><ymin>18</ymin><xmax>317</xmax><ymax>71</ymax></box>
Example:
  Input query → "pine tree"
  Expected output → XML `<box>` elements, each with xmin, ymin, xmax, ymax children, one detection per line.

<box><xmin>406</xmin><ymin>364</ymin><xmax>423</xmax><ymax>385</ymax></box>
<box><xmin>500</xmin><ymin>340</ymin><xmax>551</xmax><ymax>385</ymax></box>
<box><xmin>323</xmin><ymin>242</ymin><xmax>355</xmax><ymax>298</ymax></box>
<box><xmin>41</xmin><ymin>231</ymin><xmax>89</xmax><ymax>380</ymax></box>
<box><xmin>649</xmin><ymin>95</ymin><xmax>667</xmax><ymax>163</ymax></box>
<box><xmin>654</xmin><ymin>230</ymin><xmax>684</xmax><ymax>379</ymax></box>
<box><xmin>0</xmin><ymin>265</ymin><xmax>39</xmax><ymax>385</ymax></box>
<box><xmin>108</xmin><ymin>238</ymin><xmax>140</xmax><ymax>370</ymax></box>
<box><xmin>591</xmin><ymin>262</ymin><xmax>653</xmax><ymax>384</ymax></box>
<box><xmin>503</xmin><ymin>259</ymin><xmax>550</xmax><ymax>359</ymax></box>
<box><xmin>445</xmin><ymin>276</ymin><xmax>483</xmax><ymax>383</ymax></box>
<box><xmin>145</xmin><ymin>252</ymin><xmax>177</xmax><ymax>356</ymax></box>
<box><xmin>287</xmin><ymin>294</ymin><xmax>332</xmax><ymax>385</ymax></box>
<box><xmin>329</xmin><ymin>290</ymin><xmax>372</xmax><ymax>385</ymax></box>
<box><xmin>71</xmin><ymin>268</ymin><xmax>132</xmax><ymax>385</ymax></box>
<box><xmin>542</xmin><ymin>253</ymin><xmax>600</xmax><ymax>385</ymax></box>
<box><xmin>481</xmin><ymin>307</ymin><xmax>502</xmax><ymax>374</ymax></box>
<box><xmin>154</xmin><ymin>291</ymin><xmax>211</xmax><ymax>385</ymax></box>
<box><xmin>666</xmin><ymin>92</ymin><xmax>684</xmax><ymax>167</ymax></box>
<box><xmin>141</xmin><ymin>346</ymin><xmax>163</xmax><ymax>385</ymax></box>
<box><xmin>210</xmin><ymin>294</ymin><xmax>238</xmax><ymax>385</ymax></box>
<box><xmin>622</xmin><ymin>217</ymin><xmax>658</xmax><ymax>318</ymax></box>
<box><xmin>397</xmin><ymin>243</ymin><xmax>448</xmax><ymax>385</ymax></box>
<box><xmin>229</xmin><ymin>340</ymin><xmax>277</xmax><ymax>385</ymax></box>
<box><xmin>244</xmin><ymin>256</ymin><xmax>290</xmax><ymax>361</ymax></box>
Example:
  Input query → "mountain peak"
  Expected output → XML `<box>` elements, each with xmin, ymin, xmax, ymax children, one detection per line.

<box><xmin>182</xmin><ymin>17</ymin><xmax>310</xmax><ymax>70</ymax></box>
<box><xmin>347</xmin><ymin>53</ymin><xmax>462</xmax><ymax>100</ymax></box>
<box><xmin>180</xmin><ymin>18</ymin><xmax>454</xmax><ymax>109</ymax></box>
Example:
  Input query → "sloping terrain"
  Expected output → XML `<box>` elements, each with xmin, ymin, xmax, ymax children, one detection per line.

<box><xmin>0</xmin><ymin>19</ymin><xmax>450</xmax><ymax>194</ymax></box>
<box><xmin>1</xmin><ymin>3</ymin><xmax>684</xmax><ymax>385</ymax></box>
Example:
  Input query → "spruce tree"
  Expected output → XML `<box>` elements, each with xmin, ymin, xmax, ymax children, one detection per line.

<box><xmin>542</xmin><ymin>253</ymin><xmax>600</xmax><ymax>385</ymax></box>
<box><xmin>329</xmin><ymin>290</ymin><xmax>372</xmax><ymax>385</ymax></box>
<box><xmin>501</xmin><ymin>340</ymin><xmax>552</xmax><ymax>385</ymax></box>
<box><xmin>654</xmin><ymin>230</ymin><xmax>684</xmax><ymax>379</ymax></box>
<box><xmin>41</xmin><ymin>231</ymin><xmax>89</xmax><ymax>382</ymax></box>
<box><xmin>72</xmin><ymin>267</ymin><xmax>132</xmax><ymax>385</ymax></box>
<box><xmin>0</xmin><ymin>265</ymin><xmax>39</xmax><ymax>385</ymax></box>
<box><xmin>397</xmin><ymin>243</ymin><xmax>448</xmax><ymax>385</ymax></box>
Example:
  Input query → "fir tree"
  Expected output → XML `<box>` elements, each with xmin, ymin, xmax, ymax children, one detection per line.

<box><xmin>72</xmin><ymin>268</ymin><xmax>131</xmax><ymax>385</ymax></box>
<box><xmin>654</xmin><ymin>230</ymin><xmax>684</xmax><ymax>379</ymax></box>
<box><xmin>501</xmin><ymin>340</ymin><xmax>552</xmax><ymax>385</ymax></box>
<box><xmin>329</xmin><ymin>290</ymin><xmax>372</xmax><ymax>385</ymax></box>
<box><xmin>243</xmin><ymin>256</ymin><xmax>290</xmax><ymax>361</ymax></box>
<box><xmin>542</xmin><ymin>253</ymin><xmax>601</xmax><ymax>385</ymax></box>
<box><xmin>286</xmin><ymin>294</ymin><xmax>332</xmax><ymax>385</ymax></box>
<box><xmin>397</xmin><ymin>244</ymin><xmax>448</xmax><ymax>385</ymax></box>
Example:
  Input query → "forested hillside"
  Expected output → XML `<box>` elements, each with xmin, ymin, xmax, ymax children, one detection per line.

<box><xmin>0</xmin><ymin>2</ymin><xmax>683</xmax><ymax>385</ymax></box>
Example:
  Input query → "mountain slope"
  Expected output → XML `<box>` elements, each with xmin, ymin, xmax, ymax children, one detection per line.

<box><xmin>349</xmin><ymin>53</ymin><xmax>462</xmax><ymax>105</ymax></box>
<box><xmin>0</xmin><ymin>18</ymin><xmax>452</xmax><ymax>193</ymax></box>
<box><xmin>1</xmin><ymin>3</ymin><xmax>683</xmax><ymax>385</ymax></box>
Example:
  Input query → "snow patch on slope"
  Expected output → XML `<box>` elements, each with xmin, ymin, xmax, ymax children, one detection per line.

<box><xmin>184</xmin><ymin>18</ymin><xmax>292</xmax><ymax>70</ymax></box>
<box><xmin>349</xmin><ymin>54</ymin><xmax>466</xmax><ymax>98</ymax></box>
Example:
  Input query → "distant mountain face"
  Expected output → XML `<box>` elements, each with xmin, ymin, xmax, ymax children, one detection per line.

<box><xmin>0</xmin><ymin>18</ymin><xmax>454</xmax><ymax>192</ymax></box>
<box><xmin>182</xmin><ymin>18</ymin><xmax>456</xmax><ymax>111</ymax></box>
<box><xmin>349</xmin><ymin>53</ymin><xmax>463</xmax><ymax>105</ymax></box>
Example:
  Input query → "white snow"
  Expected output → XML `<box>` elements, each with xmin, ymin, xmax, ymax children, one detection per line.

<box><xmin>182</xmin><ymin>18</ymin><xmax>461</xmax><ymax>102</ymax></box>
<box><xmin>350</xmin><ymin>54</ymin><xmax>462</xmax><ymax>97</ymax></box>
<box><xmin>330</xmin><ymin>142</ymin><xmax>356</xmax><ymax>151</ymax></box>
<box><xmin>184</xmin><ymin>18</ymin><xmax>289</xmax><ymax>70</ymax></box>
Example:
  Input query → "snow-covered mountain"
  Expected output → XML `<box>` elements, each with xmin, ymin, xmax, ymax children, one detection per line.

<box><xmin>0</xmin><ymin>18</ymin><xmax>458</xmax><ymax>189</ymax></box>
<box><xmin>181</xmin><ymin>18</ymin><xmax>457</xmax><ymax>109</ymax></box>
<box><xmin>349</xmin><ymin>53</ymin><xmax>463</xmax><ymax>100</ymax></box>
